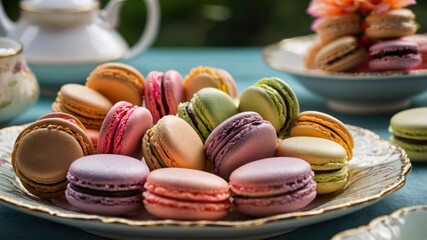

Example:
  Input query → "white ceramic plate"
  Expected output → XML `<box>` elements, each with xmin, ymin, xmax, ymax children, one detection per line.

<box><xmin>332</xmin><ymin>205</ymin><xmax>427</xmax><ymax>240</ymax></box>
<box><xmin>263</xmin><ymin>35</ymin><xmax>427</xmax><ymax>114</ymax></box>
<box><xmin>0</xmin><ymin>125</ymin><xmax>410</xmax><ymax>240</ymax></box>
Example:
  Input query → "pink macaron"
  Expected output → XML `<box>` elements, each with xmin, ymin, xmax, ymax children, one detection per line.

<box><xmin>402</xmin><ymin>34</ymin><xmax>427</xmax><ymax>69</ymax></box>
<box><xmin>204</xmin><ymin>111</ymin><xmax>277</xmax><ymax>180</ymax></box>
<box><xmin>66</xmin><ymin>154</ymin><xmax>150</xmax><ymax>215</ymax></box>
<box><xmin>144</xmin><ymin>70</ymin><xmax>184</xmax><ymax>123</ymax></box>
<box><xmin>229</xmin><ymin>157</ymin><xmax>317</xmax><ymax>217</ymax></box>
<box><xmin>369</xmin><ymin>39</ymin><xmax>421</xmax><ymax>71</ymax></box>
<box><xmin>143</xmin><ymin>168</ymin><xmax>230</xmax><ymax>220</ymax></box>
<box><xmin>98</xmin><ymin>101</ymin><xmax>153</xmax><ymax>159</ymax></box>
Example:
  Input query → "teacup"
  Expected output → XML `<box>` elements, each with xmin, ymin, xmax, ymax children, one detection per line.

<box><xmin>0</xmin><ymin>37</ymin><xmax>39</xmax><ymax>123</ymax></box>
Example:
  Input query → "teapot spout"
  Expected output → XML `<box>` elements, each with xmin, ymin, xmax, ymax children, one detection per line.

<box><xmin>100</xmin><ymin>0</ymin><xmax>126</xmax><ymax>29</ymax></box>
<box><xmin>0</xmin><ymin>1</ymin><xmax>15</xmax><ymax>36</ymax></box>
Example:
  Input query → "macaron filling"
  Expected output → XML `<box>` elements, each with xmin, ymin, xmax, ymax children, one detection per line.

<box><xmin>325</xmin><ymin>45</ymin><xmax>362</xmax><ymax>66</ymax></box>
<box><xmin>232</xmin><ymin>180</ymin><xmax>316</xmax><ymax>205</ymax></box>
<box><xmin>230</xmin><ymin>171</ymin><xmax>315</xmax><ymax>197</ymax></box>
<box><xmin>68</xmin><ymin>184</ymin><xmax>142</xmax><ymax>198</ymax></box>
<box><xmin>370</xmin><ymin>45</ymin><xmax>418</xmax><ymax>60</ymax></box>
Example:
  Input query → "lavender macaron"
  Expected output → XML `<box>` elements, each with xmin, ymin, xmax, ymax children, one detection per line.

<box><xmin>204</xmin><ymin>111</ymin><xmax>277</xmax><ymax>180</ymax></box>
<box><xmin>66</xmin><ymin>154</ymin><xmax>149</xmax><ymax>215</ymax></box>
<box><xmin>229</xmin><ymin>157</ymin><xmax>317</xmax><ymax>217</ymax></box>
<box><xmin>369</xmin><ymin>39</ymin><xmax>421</xmax><ymax>71</ymax></box>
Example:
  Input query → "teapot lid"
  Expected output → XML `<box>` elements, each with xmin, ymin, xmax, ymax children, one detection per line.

<box><xmin>20</xmin><ymin>0</ymin><xmax>99</xmax><ymax>12</ymax></box>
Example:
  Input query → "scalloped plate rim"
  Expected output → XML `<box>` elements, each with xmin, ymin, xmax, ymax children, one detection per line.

<box><xmin>332</xmin><ymin>205</ymin><xmax>427</xmax><ymax>240</ymax></box>
<box><xmin>0</xmin><ymin>124</ymin><xmax>412</xmax><ymax>239</ymax></box>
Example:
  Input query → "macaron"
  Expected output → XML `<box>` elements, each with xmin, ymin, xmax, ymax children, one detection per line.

<box><xmin>238</xmin><ymin>77</ymin><xmax>299</xmax><ymax>138</ymax></box>
<box><xmin>86</xmin><ymin>62</ymin><xmax>145</xmax><ymax>106</ymax></box>
<box><xmin>290</xmin><ymin>111</ymin><xmax>354</xmax><ymax>160</ymax></box>
<box><xmin>204</xmin><ymin>112</ymin><xmax>277</xmax><ymax>180</ymax></box>
<box><xmin>365</xmin><ymin>9</ymin><xmax>417</xmax><ymax>39</ymax></box>
<box><xmin>97</xmin><ymin>101</ymin><xmax>153</xmax><ymax>159</ymax></box>
<box><xmin>142</xmin><ymin>115</ymin><xmax>206</xmax><ymax>171</ymax></box>
<box><xmin>229</xmin><ymin>157</ymin><xmax>317</xmax><ymax>217</ymax></box>
<box><xmin>143</xmin><ymin>168</ymin><xmax>230</xmax><ymax>220</ymax></box>
<box><xmin>402</xmin><ymin>34</ymin><xmax>427</xmax><ymax>69</ymax></box>
<box><xmin>51</xmin><ymin>83</ymin><xmax>113</xmax><ymax>130</ymax></box>
<box><xmin>144</xmin><ymin>70</ymin><xmax>184</xmax><ymax>123</ymax></box>
<box><xmin>11</xmin><ymin>112</ymin><xmax>94</xmax><ymax>199</ymax></box>
<box><xmin>313</xmin><ymin>14</ymin><xmax>361</xmax><ymax>44</ymax></box>
<box><xmin>66</xmin><ymin>154</ymin><xmax>149</xmax><ymax>215</ymax></box>
<box><xmin>369</xmin><ymin>39</ymin><xmax>421</xmax><ymax>71</ymax></box>
<box><xmin>304</xmin><ymin>40</ymin><xmax>323</xmax><ymax>69</ymax></box>
<box><xmin>184</xmin><ymin>66</ymin><xmax>238</xmax><ymax>100</ymax></box>
<box><xmin>277</xmin><ymin>136</ymin><xmax>349</xmax><ymax>194</ymax></box>
<box><xmin>389</xmin><ymin>107</ymin><xmax>427</xmax><ymax>161</ymax></box>
<box><xmin>177</xmin><ymin>87</ymin><xmax>238</xmax><ymax>142</ymax></box>
<box><xmin>314</xmin><ymin>36</ymin><xmax>368</xmax><ymax>72</ymax></box>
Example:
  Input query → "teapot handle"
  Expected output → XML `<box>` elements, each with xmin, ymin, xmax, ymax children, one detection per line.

<box><xmin>125</xmin><ymin>0</ymin><xmax>160</xmax><ymax>59</ymax></box>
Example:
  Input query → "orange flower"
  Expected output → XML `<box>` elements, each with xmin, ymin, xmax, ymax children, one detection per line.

<box><xmin>307</xmin><ymin>0</ymin><xmax>360</xmax><ymax>17</ymax></box>
<box><xmin>307</xmin><ymin>0</ymin><xmax>416</xmax><ymax>17</ymax></box>
<box><xmin>359</xmin><ymin>0</ymin><xmax>416</xmax><ymax>14</ymax></box>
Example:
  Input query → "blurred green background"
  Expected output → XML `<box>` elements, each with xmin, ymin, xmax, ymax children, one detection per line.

<box><xmin>3</xmin><ymin>0</ymin><xmax>427</xmax><ymax>47</ymax></box>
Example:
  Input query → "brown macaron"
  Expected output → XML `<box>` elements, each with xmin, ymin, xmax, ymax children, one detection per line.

<box><xmin>86</xmin><ymin>62</ymin><xmax>145</xmax><ymax>106</ymax></box>
<box><xmin>51</xmin><ymin>83</ymin><xmax>113</xmax><ymax>130</ymax></box>
<box><xmin>365</xmin><ymin>9</ymin><xmax>417</xmax><ymax>39</ymax></box>
<box><xmin>314</xmin><ymin>36</ymin><xmax>367</xmax><ymax>72</ymax></box>
<box><xmin>12</xmin><ymin>113</ymin><xmax>94</xmax><ymax>199</ymax></box>
<box><xmin>314</xmin><ymin>14</ymin><xmax>362</xmax><ymax>44</ymax></box>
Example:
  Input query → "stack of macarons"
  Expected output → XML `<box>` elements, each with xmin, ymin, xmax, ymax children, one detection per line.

<box><xmin>305</xmin><ymin>0</ymin><xmax>422</xmax><ymax>72</ymax></box>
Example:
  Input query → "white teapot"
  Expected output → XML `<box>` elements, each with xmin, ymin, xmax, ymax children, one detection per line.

<box><xmin>0</xmin><ymin>0</ymin><xmax>160</xmax><ymax>87</ymax></box>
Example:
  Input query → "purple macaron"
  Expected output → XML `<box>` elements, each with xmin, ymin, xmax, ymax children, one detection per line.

<box><xmin>229</xmin><ymin>157</ymin><xmax>317</xmax><ymax>217</ymax></box>
<box><xmin>204</xmin><ymin>111</ymin><xmax>277</xmax><ymax>180</ymax></box>
<box><xmin>369</xmin><ymin>39</ymin><xmax>421</xmax><ymax>71</ymax></box>
<box><xmin>65</xmin><ymin>154</ymin><xmax>149</xmax><ymax>215</ymax></box>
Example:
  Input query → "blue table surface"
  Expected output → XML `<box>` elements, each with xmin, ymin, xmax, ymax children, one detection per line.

<box><xmin>1</xmin><ymin>48</ymin><xmax>427</xmax><ymax>240</ymax></box>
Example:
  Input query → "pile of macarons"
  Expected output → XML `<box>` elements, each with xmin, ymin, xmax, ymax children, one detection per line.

<box><xmin>305</xmin><ymin>0</ymin><xmax>426</xmax><ymax>72</ymax></box>
<box><xmin>11</xmin><ymin>61</ymin><xmax>355</xmax><ymax>220</ymax></box>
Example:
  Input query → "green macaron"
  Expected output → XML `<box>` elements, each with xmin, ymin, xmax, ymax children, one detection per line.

<box><xmin>276</xmin><ymin>136</ymin><xmax>348</xmax><ymax>194</ymax></box>
<box><xmin>178</xmin><ymin>87</ymin><xmax>238</xmax><ymax>142</ymax></box>
<box><xmin>238</xmin><ymin>77</ymin><xmax>299</xmax><ymax>138</ymax></box>
<box><xmin>389</xmin><ymin>107</ymin><xmax>427</xmax><ymax>161</ymax></box>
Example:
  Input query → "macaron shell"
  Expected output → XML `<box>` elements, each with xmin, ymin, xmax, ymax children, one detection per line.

<box><xmin>205</xmin><ymin>112</ymin><xmax>277</xmax><ymax>180</ymax></box>
<box><xmin>239</xmin><ymin>86</ymin><xmax>284</xmax><ymax>134</ymax></box>
<box><xmin>184</xmin><ymin>67</ymin><xmax>223</xmax><ymax>100</ymax></box>
<box><xmin>291</xmin><ymin>111</ymin><xmax>354</xmax><ymax>159</ymax></box>
<box><xmin>314</xmin><ymin>167</ymin><xmax>348</xmax><ymax>194</ymax></box>
<box><xmin>54</xmin><ymin>83</ymin><xmax>113</xmax><ymax>118</ymax></box>
<box><xmin>145</xmin><ymin>116</ymin><xmax>205</xmax><ymax>170</ymax></box>
<box><xmin>233</xmin><ymin>180</ymin><xmax>316</xmax><ymax>217</ymax></box>
<box><xmin>86</xmin><ymin>62</ymin><xmax>145</xmax><ymax>105</ymax></box>
<box><xmin>365</xmin><ymin>9</ymin><xmax>416</xmax><ymax>39</ymax></box>
<box><xmin>115</xmin><ymin>106</ymin><xmax>153</xmax><ymax>159</ymax></box>
<box><xmin>163</xmin><ymin>70</ymin><xmax>184</xmax><ymax>116</ymax></box>
<box><xmin>66</xmin><ymin>188</ymin><xmax>143</xmax><ymax>215</ymax></box>
<box><xmin>389</xmin><ymin>107</ymin><xmax>427</xmax><ymax>140</ymax></box>
<box><xmin>390</xmin><ymin>136</ymin><xmax>427</xmax><ymax>161</ymax></box>
<box><xmin>215</xmin><ymin>68</ymin><xmax>238</xmax><ymax>98</ymax></box>
<box><xmin>276</xmin><ymin>136</ymin><xmax>347</xmax><ymax>170</ymax></box>
<box><xmin>144</xmin><ymin>168</ymin><xmax>229</xmax><ymax>200</ymax></box>
<box><xmin>315</xmin><ymin>14</ymin><xmax>361</xmax><ymax>43</ymax></box>
<box><xmin>143</xmin><ymin>191</ymin><xmax>229</xmax><ymax>220</ymax></box>
<box><xmin>12</xmin><ymin>118</ymin><xmax>94</xmax><ymax>198</ymax></box>
<box><xmin>144</xmin><ymin>71</ymin><xmax>164</xmax><ymax>122</ymax></box>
